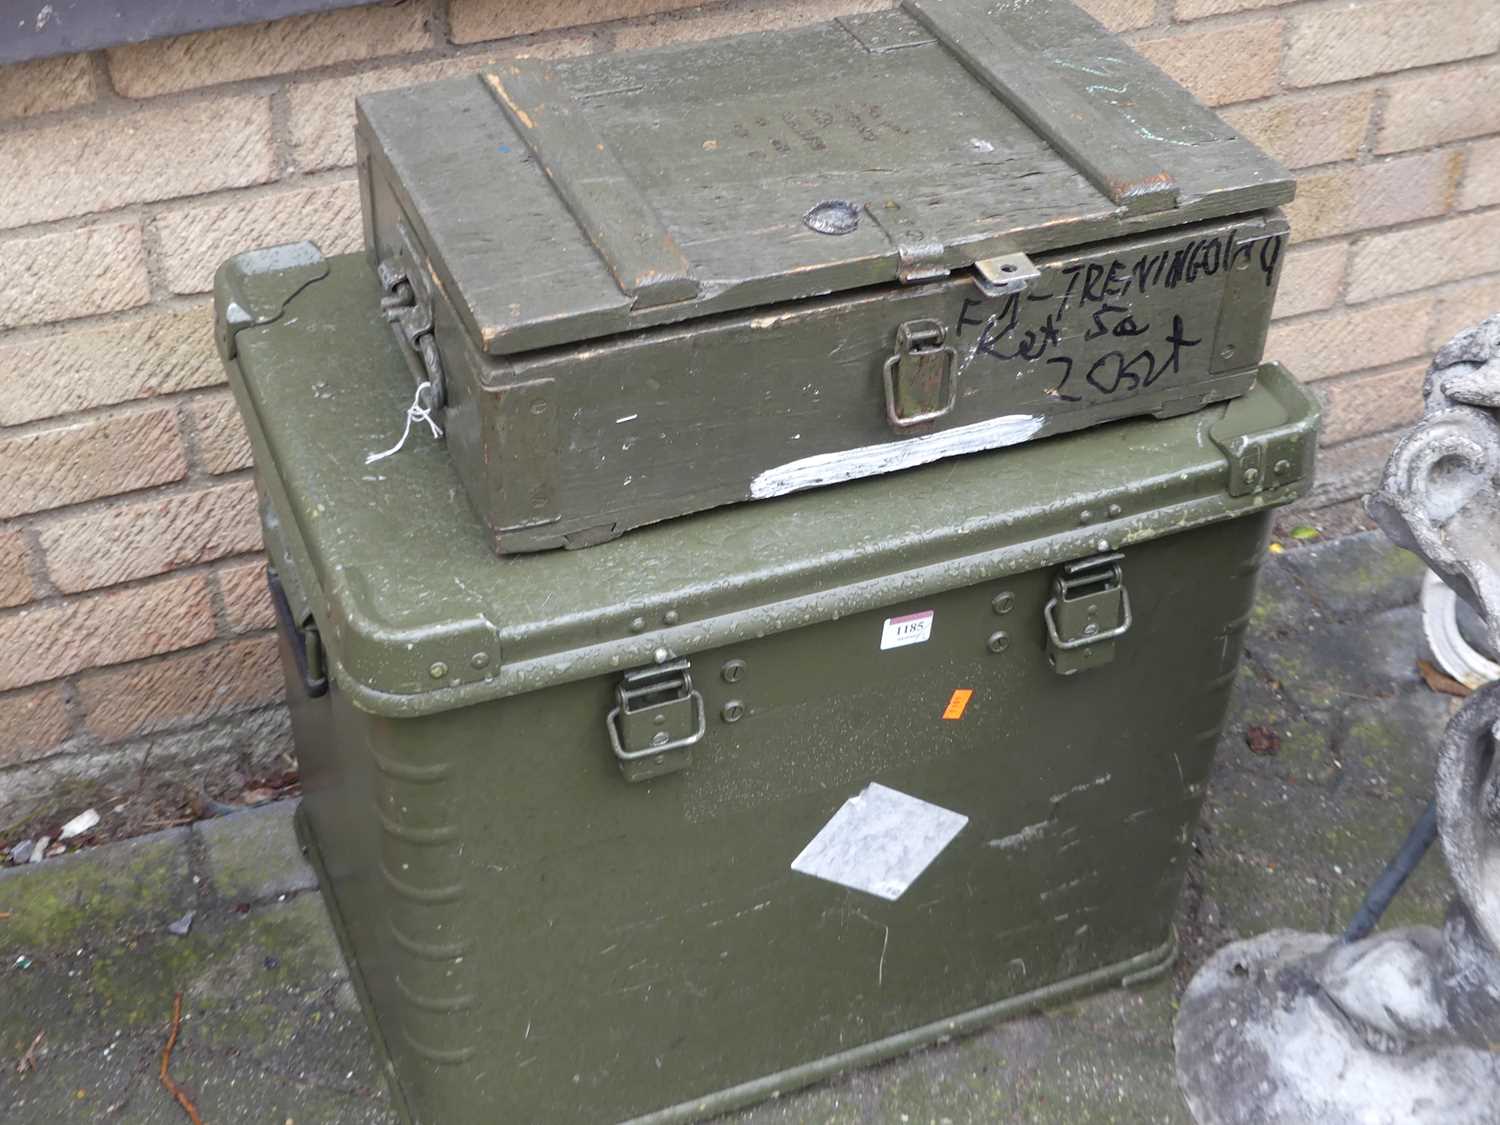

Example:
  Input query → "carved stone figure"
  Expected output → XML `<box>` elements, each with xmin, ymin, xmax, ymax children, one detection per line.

<box><xmin>1174</xmin><ymin>315</ymin><xmax>1500</xmax><ymax>1125</ymax></box>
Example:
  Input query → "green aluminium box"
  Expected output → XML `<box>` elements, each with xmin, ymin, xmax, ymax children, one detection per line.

<box><xmin>355</xmin><ymin>0</ymin><xmax>1293</xmax><ymax>553</ymax></box>
<box><xmin>216</xmin><ymin>246</ymin><xmax>1317</xmax><ymax>1123</ymax></box>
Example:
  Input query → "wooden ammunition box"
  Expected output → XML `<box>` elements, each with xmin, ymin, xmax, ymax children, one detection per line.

<box><xmin>355</xmin><ymin>0</ymin><xmax>1294</xmax><ymax>553</ymax></box>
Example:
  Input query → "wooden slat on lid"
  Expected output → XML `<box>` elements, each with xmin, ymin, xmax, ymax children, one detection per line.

<box><xmin>356</xmin><ymin>2</ymin><xmax>1293</xmax><ymax>355</ymax></box>
<box><xmin>484</xmin><ymin>61</ymin><xmax>700</xmax><ymax>309</ymax></box>
<box><xmin>904</xmin><ymin>0</ymin><xmax>1179</xmax><ymax>216</ymax></box>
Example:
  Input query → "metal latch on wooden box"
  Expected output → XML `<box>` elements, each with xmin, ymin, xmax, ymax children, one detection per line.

<box><xmin>972</xmin><ymin>251</ymin><xmax>1040</xmax><ymax>297</ymax></box>
<box><xmin>377</xmin><ymin>220</ymin><xmax>447</xmax><ymax>407</ymax></box>
<box><xmin>606</xmin><ymin>658</ymin><xmax>706</xmax><ymax>782</ymax></box>
<box><xmin>883</xmin><ymin>319</ymin><xmax>958</xmax><ymax>429</ymax></box>
<box><xmin>1045</xmin><ymin>552</ymin><xmax>1133</xmax><ymax>676</ymax></box>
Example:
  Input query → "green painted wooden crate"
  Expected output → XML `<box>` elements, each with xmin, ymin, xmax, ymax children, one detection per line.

<box><xmin>354</xmin><ymin>0</ymin><xmax>1294</xmax><ymax>552</ymax></box>
<box><xmin>216</xmin><ymin>246</ymin><xmax>1318</xmax><ymax>1124</ymax></box>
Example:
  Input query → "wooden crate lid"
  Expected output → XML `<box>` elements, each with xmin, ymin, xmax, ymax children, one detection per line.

<box><xmin>357</xmin><ymin>0</ymin><xmax>1292</xmax><ymax>356</ymax></box>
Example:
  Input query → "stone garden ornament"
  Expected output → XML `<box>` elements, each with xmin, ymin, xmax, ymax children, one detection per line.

<box><xmin>1174</xmin><ymin>315</ymin><xmax>1500</xmax><ymax>1125</ymax></box>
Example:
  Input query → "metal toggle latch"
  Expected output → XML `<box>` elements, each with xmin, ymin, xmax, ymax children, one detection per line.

<box><xmin>377</xmin><ymin>221</ymin><xmax>447</xmax><ymax>408</ymax></box>
<box><xmin>606</xmin><ymin>658</ymin><xmax>706</xmax><ymax>783</ymax></box>
<box><xmin>1044</xmin><ymin>552</ymin><xmax>1133</xmax><ymax>676</ymax></box>
<box><xmin>883</xmin><ymin>318</ymin><xmax>959</xmax><ymax>429</ymax></box>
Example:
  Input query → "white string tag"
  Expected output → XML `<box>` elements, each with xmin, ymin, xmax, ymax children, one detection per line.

<box><xmin>365</xmin><ymin>381</ymin><xmax>443</xmax><ymax>465</ymax></box>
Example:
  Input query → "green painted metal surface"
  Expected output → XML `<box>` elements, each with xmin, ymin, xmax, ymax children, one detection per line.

<box><xmin>219</xmin><ymin>250</ymin><xmax>1318</xmax><ymax>1123</ymax></box>
<box><xmin>354</xmin><ymin>0</ymin><xmax>1293</xmax><ymax>552</ymax></box>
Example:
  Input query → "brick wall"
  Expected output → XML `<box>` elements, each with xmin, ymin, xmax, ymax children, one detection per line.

<box><xmin>1</xmin><ymin>0</ymin><xmax>1497</xmax><ymax>821</ymax></box>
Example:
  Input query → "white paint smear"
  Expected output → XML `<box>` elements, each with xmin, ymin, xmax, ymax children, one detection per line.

<box><xmin>750</xmin><ymin>414</ymin><xmax>1045</xmax><ymax>499</ymax></box>
<box><xmin>791</xmin><ymin>783</ymin><xmax>968</xmax><ymax>901</ymax></box>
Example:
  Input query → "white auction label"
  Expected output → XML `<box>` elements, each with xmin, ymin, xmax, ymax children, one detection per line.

<box><xmin>790</xmin><ymin>783</ymin><xmax>968</xmax><ymax>901</ymax></box>
<box><xmin>880</xmin><ymin>609</ymin><xmax>934</xmax><ymax>650</ymax></box>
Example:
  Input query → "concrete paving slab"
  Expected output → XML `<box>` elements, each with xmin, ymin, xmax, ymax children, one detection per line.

<box><xmin>1278</xmin><ymin>537</ymin><xmax>1426</xmax><ymax>619</ymax></box>
<box><xmin>0</xmin><ymin>821</ymin><xmax>393</xmax><ymax>1125</ymax></box>
<box><xmin>1336</xmin><ymin>688</ymin><xmax>1456</xmax><ymax>803</ymax></box>
<box><xmin>1249</xmin><ymin>604</ymin><xmax>1424</xmax><ymax>713</ymax></box>
<box><xmin>1218</xmin><ymin>663</ymin><xmax>1340</xmax><ymax>786</ymax></box>
<box><xmin>195</xmin><ymin>799</ymin><xmax>318</xmax><ymax>903</ymax></box>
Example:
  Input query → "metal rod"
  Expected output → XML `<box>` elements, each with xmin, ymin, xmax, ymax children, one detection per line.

<box><xmin>1342</xmin><ymin>798</ymin><xmax>1440</xmax><ymax>944</ymax></box>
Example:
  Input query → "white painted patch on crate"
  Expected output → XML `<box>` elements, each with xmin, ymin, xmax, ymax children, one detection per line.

<box><xmin>749</xmin><ymin>414</ymin><xmax>1045</xmax><ymax>499</ymax></box>
<box><xmin>880</xmin><ymin>609</ymin><xmax>934</xmax><ymax>650</ymax></box>
<box><xmin>791</xmin><ymin>783</ymin><xmax>968</xmax><ymax>901</ymax></box>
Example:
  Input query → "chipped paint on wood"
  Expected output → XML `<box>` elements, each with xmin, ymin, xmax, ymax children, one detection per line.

<box><xmin>483</xmin><ymin>72</ymin><xmax>534</xmax><ymax>130</ymax></box>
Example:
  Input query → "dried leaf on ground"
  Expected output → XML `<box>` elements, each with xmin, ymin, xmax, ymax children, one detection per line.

<box><xmin>1417</xmin><ymin>659</ymin><xmax>1473</xmax><ymax>699</ymax></box>
<box><xmin>1246</xmin><ymin>725</ymin><xmax>1281</xmax><ymax>756</ymax></box>
<box><xmin>16</xmin><ymin>1030</ymin><xmax>44</xmax><ymax>1074</ymax></box>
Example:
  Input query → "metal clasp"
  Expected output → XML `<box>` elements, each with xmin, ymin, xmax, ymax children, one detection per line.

<box><xmin>972</xmin><ymin>251</ymin><xmax>1039</xmax><ymax>297</ymax></box>
<box><xmin>606</xmin><ymin>659</ymin><xmax>706</xmax><ymax>782</ymax></box>
<box><xmin>883</xmin><ymin>319</ymin><xmax>959</xmax><ymax>429</ymax></box>
<box><xmin>377</xmin><ymin>221</ymin><xmax>447</xmax><ymax>408</ymax></box>
<box><xmin>1044</xmin><ymin>552</ymin><xmax>1132</xmax><ymax>676</ymax></box>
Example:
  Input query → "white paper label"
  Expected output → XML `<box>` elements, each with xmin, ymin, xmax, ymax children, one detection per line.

<box><xmin>790</xmin><ymin>783</ymin><xmax>968</xmax><ymax>901</ymax></box>
<box><xmin>880</xmin><ymin>610</ymin><xmax>933</xmax><ymax>650</ymax></box>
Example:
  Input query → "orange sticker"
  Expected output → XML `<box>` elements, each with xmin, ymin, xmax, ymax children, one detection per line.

<box><xmin>942</xmin><ymin>689</ymin><xmax>973</xmax><ymax>720</ymax></box>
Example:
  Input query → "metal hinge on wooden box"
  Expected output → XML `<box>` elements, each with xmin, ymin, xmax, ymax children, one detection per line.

<box><xmin>355</xmin><ymin>0</ymin><xmax>1293</xmax><ymax>553</ymax></box>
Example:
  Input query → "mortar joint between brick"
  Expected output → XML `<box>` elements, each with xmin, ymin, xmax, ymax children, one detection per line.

<box><xmin>149</xmin><ymin>166</ymin><xmax>361</xmax><ymax>223</ymax></box>
<box><xmin>1128</xmin><ymin>5</ymin><xmax>1284</xmax><ymax>37</ymax></box>
<box><xmin>14</xmin><ymin>468</ymin><xmax>257</xmax><ymax>534</ymax></box>
<box><xmin>0</xmin><ymin>77</ymin><xmax>280</xmax><ymax>144</ymax></box>
<box><xmin>0</xmin><ymin>393</ymin><xmax>187</xmax><ymax>449</ymax></box>
<box><xmin>1319</xmin><ymin>418</ymin><xmax>1427</xmax><ymax>457</ymax></box>
<box><xmin>137</xmin><ymin>206</ymin><xmax>176</xmax><ymax>306</ymax></box>
<box><xmin>15</xmin><ymin>523</ymin><xmax>60</xmax><ymax>603</ymax></box>
<box><xmin>0</xmin><ymin>204</ymin><xmax>147</xmax><ymax>251</ymax></box>
<box><xmin>0</xmin><ymin>538</ymin><xmax>246</xmax><ymax>631</ymax></box>
<box><xmin>430</xmin><ymin>0</ymin><xmax>452</xmax><ymax>48</ymax></box>
<box><xmin>85</xmin><ymin>49</ymin><xmax>115</xmax><ymax>103</ymax></box>
<box><xmin>174</xmin><ymin>392</ymin><xmax>218</xmax><ymax>485</ymax></box>
<box><xmin>1187</xmin><ymin>44</ymin><xmax>1500</xmax><ymax>117</ymax></box>
<box><xmin>1362</xmin><ymin>83</ymin><xmax>1390</xmax><ymax>163</ymax></box>
<box><xmin>269</xmin><ymin>83</ymin><xmax>296</xmax><ymax>180</ymax></box>
<box><xmin>205</xmin><ymin>562</ymin><xmax>239</xmax><ymax>639</ymax></box>
<box><xmin>1338</xmin><ymin>200</ymin><xmax>1500</xmax><ymax>303</ymax></box>
<box><xmin>0</xmin><ymin>294</ymin><xmax>216</xmax><ymax>353</ymax></box>
<box><xmin>55</xmin><ymin>676</ymin><xmax>89</xmax><ymax>743</ymax></box>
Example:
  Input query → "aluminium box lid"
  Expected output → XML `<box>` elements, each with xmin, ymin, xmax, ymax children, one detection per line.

<box><xmin>355</xmin><ymin>0</ymin><xmax>1292</xmax><ymax>357</ymax></box>
<box><xmin>219</xmin><ymin>250</ymin><xmax>1317</xmax><ymax>717</ymax></box>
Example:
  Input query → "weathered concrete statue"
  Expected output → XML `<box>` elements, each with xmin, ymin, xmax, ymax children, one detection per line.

<box><xmin>1174</xmin><ymin>316</ymin><xmax>1500</xmax><ymax>1124</ymax></box>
